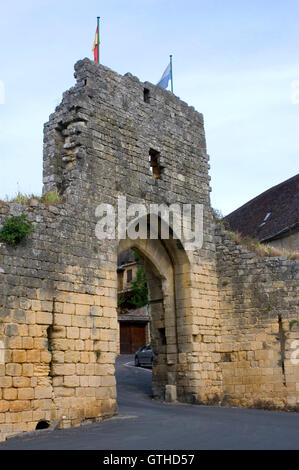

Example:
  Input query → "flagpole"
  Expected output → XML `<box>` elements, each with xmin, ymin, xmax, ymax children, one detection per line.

<box><xmin>97</xmin><ymin>16</ymin><xmax>100</xmax><ymax>64</ymax></box>
<box><xmin>170</xmin><ymin>54</ymin><xmax>173</xmax><ymax>93</ymax></box>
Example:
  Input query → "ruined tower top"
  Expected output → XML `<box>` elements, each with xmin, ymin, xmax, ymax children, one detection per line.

<box><xmin>43</xmin><ymin>58</ymin><xmax>211</xmax><ymax>209</ymax></box>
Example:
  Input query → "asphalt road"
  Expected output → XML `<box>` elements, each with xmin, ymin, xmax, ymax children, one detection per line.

<box><xmin>0</xmin><ymin>355</ymin><xmax>299</xmax><ymax>450</ymax></box>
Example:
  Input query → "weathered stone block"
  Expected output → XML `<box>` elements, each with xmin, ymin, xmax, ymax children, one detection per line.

<box><xmin>34</xmin><ymin>386</ymin><xmax>52</xmax><ymax>399</ymax></box>
<box><xmin>12</xmin><ymin>377</ymin><xmax>30</xmax><ymax>388</ymax></box>
<box><xmin>36</xmin><ymin>312</ymin><xmax>53</xmax><ymax>325</ymax></box>
<box><xmin>17</xmin><ymin>388</ymin><xmax>34</xmax><ymax>400</ymax></box>
<box><xmin>26</xmin><ymin>350</ymin><xmax>41</xmax><ymax>363</ymax></box>
<box><xmin>3</xmin><ymin>389</ymin><xmax>18</xmax><ymax>400</ymax></box>
<box><xmin>6</xmin><ymin>363</ymin><xmax>22</xmax><ymax>376</ymax></box>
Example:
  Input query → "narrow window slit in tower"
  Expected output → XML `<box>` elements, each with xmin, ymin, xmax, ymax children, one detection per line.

<box><xmin>149</xmin><ymin>149</ymin><xmax>162</xmax><ymax>179</ymax></box>
<box><xmin>144</xmin><ymin>88</ymin><xmax>150</xmax><ymax>103</ymax></box>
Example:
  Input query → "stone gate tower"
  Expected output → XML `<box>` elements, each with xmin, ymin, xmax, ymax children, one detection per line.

<box><xmin>42</xmin><ymin>58</ymin><xmax>220</xmax><ymax>404</ymax></box>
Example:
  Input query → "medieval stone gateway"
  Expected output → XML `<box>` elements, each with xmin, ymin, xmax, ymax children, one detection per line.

<box><xmin>0</xmin><ymin>59</ymin><xmax>298</xmax><ymax>441</ymax></box>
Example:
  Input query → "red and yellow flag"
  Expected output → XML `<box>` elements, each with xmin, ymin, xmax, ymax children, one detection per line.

<box><xmin>93</xmin><ymin>26</ymin><xmax>100</xmax><ymax>63</ymax></box>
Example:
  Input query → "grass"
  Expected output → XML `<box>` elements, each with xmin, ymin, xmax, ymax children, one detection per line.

<box><xmin>227</xmin><ymin>230</ymin><xmax>299</xmax><ymax>260</ymax></box>
<box><xmin>39</xmin><ymin>190</ymin><xmax>61</xmax><ymax>204</ymax></box>
<box><xmin>2</xmin><ymin>190</ymin><xmax>61</xmax><ymax>205</ymax></box>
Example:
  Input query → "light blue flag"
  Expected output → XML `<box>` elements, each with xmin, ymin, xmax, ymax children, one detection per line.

<box><xmin>157</xmin><ymin>63</ymin><xmax>171</xmax><ymax>89</ymax></box>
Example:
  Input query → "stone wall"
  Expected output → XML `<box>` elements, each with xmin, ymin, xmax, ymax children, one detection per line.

<box><xmin>0</xmin><ymin>200</ymin><xmax>118</xmax><ymax>441</ymax></box>
<box><xmin>216</xmin><ymin>226</ymin><xmax>299</xmax><ymax>409</ymax></box>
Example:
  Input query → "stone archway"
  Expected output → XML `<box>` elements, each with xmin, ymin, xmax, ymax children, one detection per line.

<box><xmin>118</xmin><ymin>221</ymin><xmax>191</xmax><ymax>402</ymax></box>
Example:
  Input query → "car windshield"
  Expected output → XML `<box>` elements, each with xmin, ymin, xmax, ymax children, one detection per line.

<box><xmin>139</xmin><ymin>344</ymin><xmax>151</xmax><ymax>352</ymax></box>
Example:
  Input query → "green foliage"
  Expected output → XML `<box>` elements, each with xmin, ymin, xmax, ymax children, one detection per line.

<box><xmin>118</xmin><ymin>267</ymin><xmax>148</xmax><ymax>310</ymax></box>
<box><xmin>0</xmin><ymin>214</ymin><xmax>34</xmax><ymax>245</ymax></box>
<box><xmin>130</xmin><ymin>268</ymin><xmax>148</xmax><ymax>308</ymax></box>
<box><xmin>117</xmin><ymin>292</ymin><xmax>126</xmax><ymax>308</ymax></box>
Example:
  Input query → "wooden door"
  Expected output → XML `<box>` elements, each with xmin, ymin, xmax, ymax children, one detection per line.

<box><xmin>120</xmin><ymin>324</ymin><xmax>131</xmax><ymax>354</ymax></box>
<box><xmin>120</xmin><ymin>323</ymin><xmax>146</xmax><ymax>354</ymax></box>
<box><xmin>131</xmin><ymin>324</ymin><xmax>146</xmax><ymax>353</ymax></box>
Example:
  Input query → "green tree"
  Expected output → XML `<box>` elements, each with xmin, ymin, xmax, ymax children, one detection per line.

<box><xmin>0</xmin><ymin>214</ymin><xmax>34</xmax><ymax>245</ymax></box>
<box><xmin>129</xmin><ymin>268</ymin><xmax>148</xmax><ymax>308</ymax></box>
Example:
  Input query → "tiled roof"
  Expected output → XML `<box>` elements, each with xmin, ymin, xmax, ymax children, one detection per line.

<box><xmin>117</xmin><ymin>249</ymin><xmax>136</xmax><ymax>267</ymax></box>
<box><xmin>224</xmin><ymin>174</ymin><xmax>299</xmax><ymax>242</ymax></box>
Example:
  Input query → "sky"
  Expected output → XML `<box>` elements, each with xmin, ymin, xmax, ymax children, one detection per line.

<box><xmin>0</xmin><ymin>0</ymin><xmax>298</xmax><ymax>215</ymax></box>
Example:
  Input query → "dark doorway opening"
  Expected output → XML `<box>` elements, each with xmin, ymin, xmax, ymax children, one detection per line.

<box><xmin>36</xmin><ymin>420</ymin><xmax>50</xmax><ymax>430</ymax></box>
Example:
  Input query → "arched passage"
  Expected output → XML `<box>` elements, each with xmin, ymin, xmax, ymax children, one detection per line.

<box><xmin>118</xmin><ymin>220</ymin><xmax>191</xmax><ymax>401</ymax></box>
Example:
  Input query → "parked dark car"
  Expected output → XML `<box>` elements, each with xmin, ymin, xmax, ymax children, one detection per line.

<box><xmin>135</xmin><ymin>344</ymin><xmax>154</xmax><ymax>367</ymax></box>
